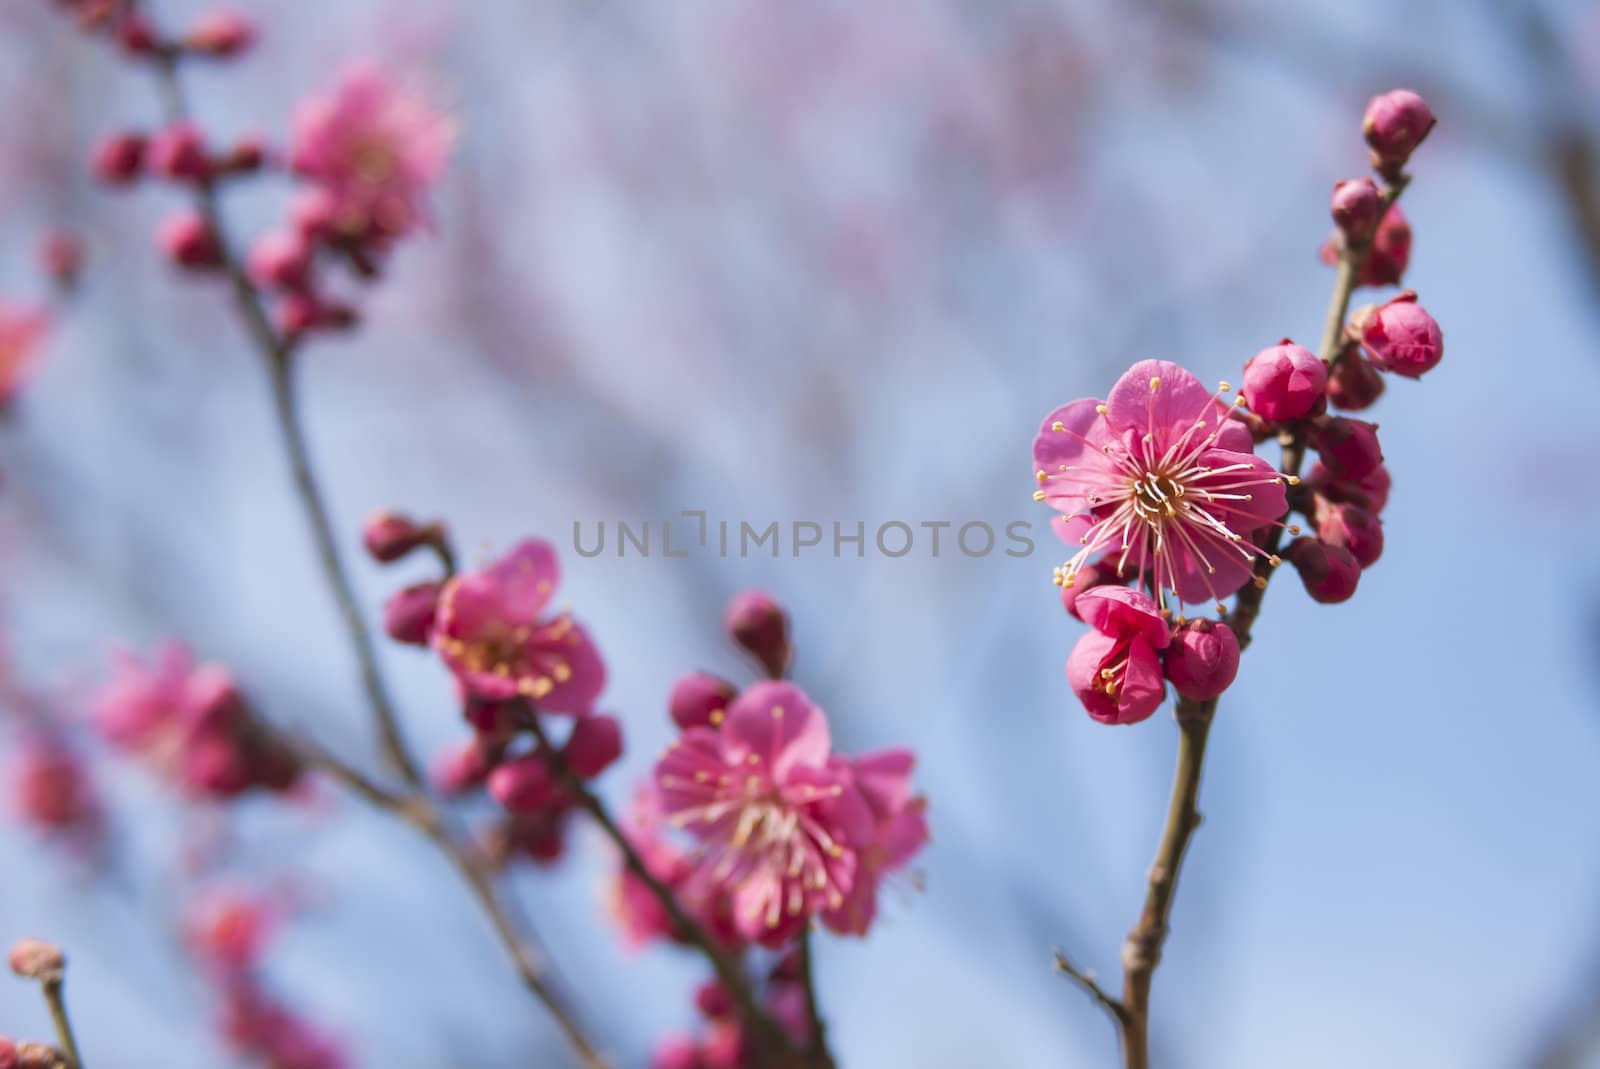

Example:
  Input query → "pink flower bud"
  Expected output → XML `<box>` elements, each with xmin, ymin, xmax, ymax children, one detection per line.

<box><xmin>695</xmin><ymin>980</ymin><xmax>735</xmax><ymax>1019</ymax></box>
<box><xmin>8</xmin><ymin>938</ymin><xmax>64</xmax><ymax>981</ymax></box>
<box><xmin>1285</xmin><ymin>537</ymin><xmax>1361</xmax><ymax>604</ymax></box>
<box><xmin>1242</xmin><ymin>340</ymin><xmax>1326</xmax><ymax>422</ymax></box>
<box><xmin>1309</xmin><ymin>460</ymin><xmax>1391</xmax><ymax>514</ymax></box>
<box><xmin>487</xmin><ymin>754</ymin><xmax>554</xmax><ymax>813</ymax></box>
<box><xmin>1316</xmin><ymin>500</ymin><xmax>1384</xmax><ymax>569</ymax></box>
<box><xmin>184</xmin><ymin>9</ymin><xmax>256</xmax><ymax>56</ymax></box>
<box><xmin>564</xmin><ymin>714</ymin><xmax>623</xmax><ymax>779</ymax></box>
<box><xmin>1163</xmin><ymin>619</ymin><xmax>1240</xmax><ymax>701</ymax></box>
<box><xmin>724</xmin><ymin>590</ymin><xmax>790</xmax><ymax>679</ymax></box>
<box><xmin>668</xmin><ymin>672</ymin><xmax>737</xmax><ymax>730</ymax></box>
<box><xmin>1330</xmin><ymin>178</ymin><xmax>1381</xmax><ymax>241</ymax></box>
<box><xmin>276</xmin><ymin>293</ymin><xmax>358</xmax><ymax>340</ymax></box>
<box><xmin>0</xmin><ymin>1037</ymin><xmax>15</xmax><ymax>1069</ymax></box>
<box><xmin>38</xmin><ymin>231</ymin><xmax>84</xmax><ymax>292</ymax></box>
<box><xmin>290</xmin><ymin>188</ymin><xmax>339</xmax><ymax>241</ymax></box>
<box><xmin>146</xmin><ymin>122</ymin><xmax>211</xmax><ymax>182</ymax></box>
<box><xmin>1363</xmin><ymin>89</ymin><xmax>1435</xmax><ymax>176</ymax></box>
<box><xmin>91</xmin><ymin>132</ymin><xmax>145</xmax><ymax>185</ymax></box>
<box><xmin>1356</xmin><ymin>290</ymin><xmax>1442</xmax><ymax>378</ymax></box>
<box><xmin>1308</xmin><ymin>416</ymin><xmax>1383</xmax><ymax>479</ymax></box>
<box><xmin>116</xmin><ymin>12</ymin><xmax>159</xmax><ymax>54</ymax></box>
<box><xmin>383</xmin><ymin>582</ymin><xmax>441</xmax><ymax>645</ymax></box>
<box><xmin>1325</xmin><ymin>353</ymin><xmax>1385</xmax><ymax>411</ymax></box>
<box><xmin>157</xmin><ymin>212</ymin><xmax>222</xmax><ymax>270</ymax></box>
<box><xmin>361</xmin><ymin>511</ymin><xmax>436</xmax><ymax>563</ymax></box>
<box><xmin>1363</xmin><ymin>205</ymin><xmax>1411</xmax><ymax>287</ymax></box>
<box><xmin>247</xmin><ymin>231</ymin><xmax>313</xmax><ymax>291</ymax></box>
<box><xmin>216</xmin><ymin>135</ymin><xmax>267</xmax><ymax>175</ymax></box>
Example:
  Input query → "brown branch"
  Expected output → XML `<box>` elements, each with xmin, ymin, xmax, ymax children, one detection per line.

<box><xmin>796</xmin><ymin>929</ymin><xmax>834</xmax><ymax>1068</ymax></box>
<box><xmin>1053</xmin><ymin>948</ymin><xmax>1127</xmax><ymax>1028</ymax></box>
<box><xmin>79</xmin><ymin>27</ymin><xmax>618</xmax><ymax>1069</ymax></box>
<box><xmin>1081</xmin><ymin>177</ymin><xmax>1413</xmax><ymax>1069</ymax></box>
<box><xmin>41</xmin><ymin>975</ymin><xmax>84</xmax><ymax>1069</ymax></box>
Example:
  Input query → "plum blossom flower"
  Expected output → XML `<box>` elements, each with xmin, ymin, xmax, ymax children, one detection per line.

<box><xmin>0</xmin><ymin>302</ymin><xmax>50</xmax><ymax>405</ymax></box>
<box><xmin>1066</xmin><ymin>587</ymin><xmax>1171</xmax><ymax>724</ymax></box>
<box><xmin>822</xmin><ymin>749</ymin><xmax>928</xmax><ymax>936</ymax></box>
<box><xmin>1034</xmin><ymin>359</ymin><xmax>1288</xmax><ymax>609</ymax></box>
<box><xmin>431</xmin><ymin>540</ymin><xmax>606</xmax><ymax>712</ymax></box>
<box><xmin>289</xmin><ymin>63</ymin><xmax>455</xmax><ymax>244</ymax></box>
<box><xmin>655</xmin><ymin>681</ymin><xmax>857</xmax><ymax>946</ymax></box>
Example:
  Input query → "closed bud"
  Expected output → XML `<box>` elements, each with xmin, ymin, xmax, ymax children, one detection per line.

<box><xmin>1059</xmin><ymin>553</ymin><xmax>1136</xmax><ymax>620</ymax></box>
<box><xmin>1363</xmin><ymin>89</ymin><xmax>1436</xmax><ymax>177</ymax></box>
<box><xmin>1316</xmin><ymin>500</ymin><xmax>1384</xmax><ymax>569</ymax></box>
<box><xmin>1325</xmin><ymin>351</ymin><xmax>1385</xmax><ymax>411</ymax></box>
<box><xmin>38</xmin><ymin>231</ymin><xmax>84</xmax><ymax>293</ymax></box>
<box><xmin>8</xmin><ymin>938</ymin><xmax>64</xmax><ymax>981</ymax></box>
<box><xmin>724</xmin><ymin>590</ymin><xmax>790</xmax><ymax>679</ymax></box>
<box><xmin>116</xmin><ymin>12</ymin><xmax>159</xmax><ymax>54</ymax></box>
<box><xmin>383</xmin><ymin>582</ymin><xmax>441</xmax><ymax>645</ymax></box>
<box><xmin>1242</xmin><ymin>340</ymin><xmax>1326</xmax><ymax>423</ymax></box>
<box><xmin>564</xmin><ymin>714</ymin><xmax>623</xmax><ymax>779</ymax></box>
<box><xmin>0</xmin><ymin>1037</ymin><xmax>14</xmax><ymax>1069</ymax></box>
<box><xmin>1363</xmin><ymin>205</ymin><xmax>1411</xmax><ymax>287</ymax></box>
<box><xmin>1286</xmin><ymin>537</ymin><xmax>1361</xmax><ymax>604</ymax></box>
<box><xmin>183</xmin><ymin>9</ymin><xmax>256</xmax><ymax>57</ymax></box>
<box><xmin>1330</xmin><ymin>178</ymin><xmax>1381</xmax><ymax>241</ymax></box>
<box><xmin>247</xmin><ymin>231</ymin><xmax>313</xmax><ymax>291</ymax></box>
<box><xmin>157</xmin><ymin>212</ymin><xmax>222</xmax><ymax>270</ymax></box>
<box><xmin>1309</xmin><ymin>460</ymin><xmax>1391</xmax><ymax>514</ymax></box>
<box><xmin>668</xmin><ymin>672</ymin><xmax>737</xmax><ymax>730</ymax></box>
<box><xmin>361</xmin><ymin>512</ymin><xmax>437</xmax><ymax>563</ymax></box>
<box><xmin>91</xmin><ymin>132</ymin><xmax>146</xmax><ymax>185</ymax></box>
<box><xmin>1356</xmin><ymin>290</ymin><xmax>1442</xmax><ymax>378</ymax></box>
<box><xmin>695</xmin><ymin>979</ymin><xmax>736</xmax><ymax>1019</ymax></box>
<box><xmin>1163</xmin><ymin>619</ymin><xmax>1240</xmax><ymax>701</ymax></box>
<box><xmin>431</xmin><ymin>738</ymin><xmax>492</xmax><ymax>796</ymax></box>
<box><xmin>487</xmin><ymin>754</ymin><xmax>554</xmax><ymax>813</ymax></box>
<box><xmin>651</xmin><ymin>1036</ymin><xmax>702</xmax><ymax>1069</ymax></box>
<box><xmin>216</xmin><ymin>135</ymin><xmax>267</xmax><ymax>175</ymax></box>
<box><xmin>1308</xmin><ymin>416</ymin><xmax>1383</xmax><ymax>479</ymax></box>
<box><xmin>146</xmin><ymin>122</ymin><xmax>211</xmax><ymax>182</ymax></box>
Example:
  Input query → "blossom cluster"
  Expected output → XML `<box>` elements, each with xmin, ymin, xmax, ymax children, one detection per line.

<box><xmin>72</xmin><ymin>4</ymin><xmax>453</xmax><ymax>345</ymax></box>
<box><xmin>1037</xmin><ymin>88</ymin><xmax>1441</xmax><ymax>725</ymax></box>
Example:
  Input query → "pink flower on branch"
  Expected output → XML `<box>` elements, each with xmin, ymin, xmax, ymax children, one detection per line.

<box><xmin>1065</xmin><ymin>587</ymin><xmax>1170</xmax><ymax>724</ymax></box>
<box><xmin>289</xmin><ymin>63</ymin><xmax>455</xmax><ymax>247</ymax></box>
<box><xmin>431</xmin><ymin>540</ymin><xmax>606</xmax><ymax>711</ymax></box>
<box><xmin>1034</xmin><ymin>359</ymin><xmax>1289</xmax><ymax>610</ymax></box>
<box><xmin>655</xmin><ymin>681</ymin><xmax>857</xmax><ymax>947</ymax></box>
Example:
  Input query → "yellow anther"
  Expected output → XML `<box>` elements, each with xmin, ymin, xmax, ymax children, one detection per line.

<box><xmin>1095</xmin><ymin>404</ymin><xmax>1108</xmax><ymax>415</ymax></box>
<box><xmin>1032</xmin><ymin>490</ymin><xmax>1046</xmax><ymax>502</ymax></box>
<box><xmin>1036</xmin><ymin>470</ymin><xmax>1047</xmax><ymax>483</ymax></box>
<box><xmin>1052</xmin><ymin>421</ymin><xmax>1065</xmax><ymax>432</ymax></box>
<box><xmin>1218</xmin><ymin>380</ymin><xmax>1232</xmax><ymax>392</ymax></box>
<box><xmin>1286</xmin><ymin>475</ymin><xmax>1301</xmax><ymax>485</ymax></box>
<box><xmin>1149</xmin><ymin>376</ymin><xmax>1161</xmax><ymax>390</ymax></box>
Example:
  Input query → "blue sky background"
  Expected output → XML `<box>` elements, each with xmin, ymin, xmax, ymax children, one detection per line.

<box><xmin>2</xmin><ymin>0</ymin><xmax>1599</xmax><ymax>1066</ymax></box>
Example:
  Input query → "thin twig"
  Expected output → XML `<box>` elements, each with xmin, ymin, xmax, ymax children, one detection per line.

<box><xmin>41</xmin><ymin>976</ymin><xmax>84</xmax><ymax>1069</ymax></box>
<box><xmin>797</xmin><ymin>929</ymin><xmax>835</xmax><ymax>1068</ymax></box>
<box><xmin>1053</xmin><ymin>948</ymin><xmax>1127</xmax><ymax>1027</ymax></box>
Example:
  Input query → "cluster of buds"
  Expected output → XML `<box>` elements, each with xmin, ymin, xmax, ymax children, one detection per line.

<box><xmin>92</xmin><ymin>643</ymin><xmax>303</xmax><ymax>798</ymax></box>
<box><xmin>3</xmin><ymin>939</ymin><xmax>70</xmax><ymax>1069</ymax></box>
<box><xmin>65</xmin><ymin>1</ymin><xmax>454</xmax><ymax>345</ymax></box>
<box><xmin>1065</xmin><ymin>587</ymin><xmax>1241</xmax><ymax>724</ymax></box>
<box><xmin>651</xmin><ymin>968</ymin><xmax>812</xmax><ymax>1069</ymax></box>
<box><xmin>183</xmin><ymin>891</ymin><xmax>346</xmax><ymax>1069</ymax></box>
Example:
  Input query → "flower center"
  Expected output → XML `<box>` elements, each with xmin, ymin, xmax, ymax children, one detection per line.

<box><xmin>1129</xmin><ymin>471</ymin><xmax>1185</xmax><ymax>523</ymax></box>
<box><xmin>456</xmin><ymin>624</ymin><xmax>531</xmax><ymax>679</ymax></box>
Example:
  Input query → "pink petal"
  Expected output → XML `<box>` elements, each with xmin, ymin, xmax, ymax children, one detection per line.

<box><xmin>1104</xmin><ymin>359</ymin><xmax>1214</xmax><ymax>440</ymax></box>
<box><xmin>1074</xmin><ymin>586</ymin><xmax>1170</xmax><ymax>649</ymax></box>
<box><xmin>485</xmin><ymin>539</ymin><xmax>561</xmax><ymax>626</ymax></box>
<box><xmin>527</xmin><ymin>616</ymin><xmax>606</xmax><ymax>714</ymax></box>
<box><xmin>1033</xmin><ymin>398</ymin><xmax>1120</xmax><ymax>514</ymax></box>
<box><xmin>722</xmin><ymin>681</ymin><xmax>831</xmax><ymax>781</ymax></box>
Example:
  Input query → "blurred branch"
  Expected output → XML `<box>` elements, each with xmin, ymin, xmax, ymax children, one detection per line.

<box><xmin>60</xmin><ymin>14</ymin><xmax>619</xmax><ymax>1068</ymax></box>
<box><xmin>42</xmin><ymin>974</ymin><xmax>85</xmax><ymax>1069</ymax></box>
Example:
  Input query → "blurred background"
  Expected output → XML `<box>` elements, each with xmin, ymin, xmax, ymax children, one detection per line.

<box><xmin>3</xmin><ymin>0</ymin><xmax>1600</xmax><ymax>1065</ymax></box>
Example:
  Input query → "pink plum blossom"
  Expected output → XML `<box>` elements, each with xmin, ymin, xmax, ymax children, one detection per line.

<box><xmin>0</xmin><ymin>302</ymin><xmax>49</xmax><ymax>405</ymax></box>
<box><xmin>1066</xmin><ymin>586</ymin><xmax>1171</xmax><ymax>724</ymax></box>
<box><xmin>822</xmin><ymin>749</ymin><xmax>929</xmax><ymax>936</ymax></box>
<box><xmin>289</xmin><ymin>63</ymin><xmax>455</xmax><ymax>245</ymax></box>
<box><xmin>431</xmin><ymin>539</ymin><xmax>606</xmax><ymax>712</ymax></box>
<box><xmin>1034</xmin><ymin>359</ymin><xmax>1288</xmax><ymax>609</ymax></box>
<box><xmin>655</xmin><ymin>681</ymin><xmax>857</xmax><ymax>946</ymax></box>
